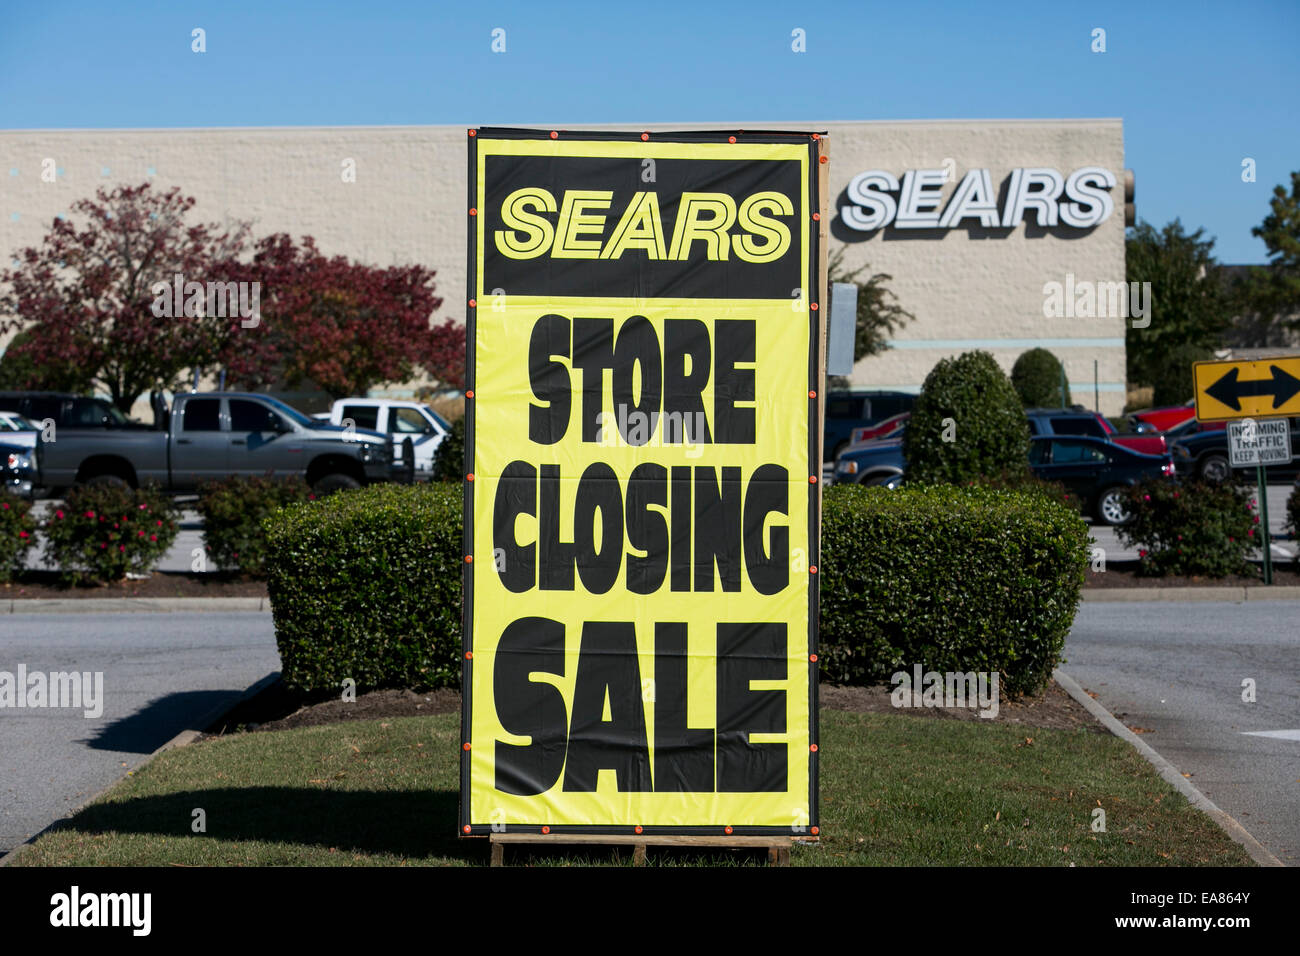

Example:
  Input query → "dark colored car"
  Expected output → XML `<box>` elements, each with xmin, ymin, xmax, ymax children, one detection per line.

<box><xmin>833</xmin><ymin>434</ymin><xmax>1175</xmax><ymax>525</ymax></box>
<box><xmin>823</xmin><ymin>390</ymin><xmax>916</xmax><ymax>461</ymax></box>
<box><xmin>1127</xmin><ymin>400</ymin><xmax>1195</xmax><ymax>434</ymax></box>
<box><xmin>1029</xmin><ymin>435</ymin><xmax>1175</xmax><ymax>525</ymax></box>
<box><xmin>2</xmin><ymin>441</ymin><xmax>37</xmax><ymax>498</ymax></box>
<box><xmin>1026</xmin><ymin>407</ymin><xmax>1166</xmax><ymax>456</ymax></box>
<box><xmin>1170</xmin><ymin>416</ymin><xmax>1300</xmax><ymax>482</ymax></box>
<box><xmin>0</xmin><ymin>391</ymin><xmax>144</xmax><ymax>431</ymax></box>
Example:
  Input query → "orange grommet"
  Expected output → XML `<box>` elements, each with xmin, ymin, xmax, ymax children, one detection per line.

<box><xmin>819</xmin><ymin>155</ymin><xmax>828</xmax><ymax>164</ymax></box>
<box><xmin>810</xmin><ymin>653</ymin><xmax>818</xmax><ymax>662</ymax></box>
<box><xmin>549</xmin><ymin>131</ymin><xmax>558</xmax><ymax>139</ymax></box>
<box><xmin>465</xmin><ymin>651</ymin><xmax>473</xmax><ymax>660</ymax></box>
<box><xmin>465</xmin><ymin>389</ymin><xmax>474</xmax><ymax>399</ymax></box>
<box><xmin>468</xmin><ymin>129</ymin><xmax>476</xmax><ymax>137</ymax></box>
<box><xmin>724</xmin><ymin>826</ymin><xmax>733</xmax><ymax>835</ymax></box>
<box><xmin>811</xmin><ymin>133</ymin><xmax>820</xmax><ymax>141</ymax></box>
<box><xmin>809</xmin><ymin>389</ymin><xmax>817</xmax><ymax>399</ymax></box>
<box><xmin>468</xmin><ymin>298</ymin><xmax>476</xmax><ymax>308</ymax></box>
<box><xmin>469</xmin><ymin>207</ymin><xmax>477</xmax><ymax>216</ymax></box>
<box><xmin>811</xmin><ymin>826</ymin><xmax>820</xmax><ymax>835</ymax></box>
<box><xmin>542</xmin><ymin>825</ymin><xmax>551</xmax><ymax>834</ymax></box>
<box><xmin>635</xmin><ymin>825</ymin><xmax>643</xmax><ymax>834</ymax></box>
<box><xmin>810</xmin><ymin>743</ymin><xmax>819</xmax><ymax>752</ymax></box>
<box><xmin>640</xmin><ymin>132</ymin><xmax>649</xmax><ymax>141</ymax></box>
<box><xmin>463</xmin><ymin>824</ymin><xmax>472</xmax><ymax>832</ymax></box>
<box><xmin>811</xmin><ymin>302</ymin><xmax>818</xmax><ymax>311</ymax></box>
<box><xmin>462</xmin><ymin>742</ymin><xmax>471</xmax><ymax>751</ymax></box>
<box><xmin>466</xmin><ymin>473</ymin><xmax>475</xmax><ymax>482</ymax></box>
<box><xmin>809</xmin><ymin>565</ymin><xmax>818</xmax><ymax>574</ymax></box>
<box><xmin>464</xmin><ymin>555</ymin><xmax>473</xmax><ymax>563</ymax></box>
<box><xmin>809</xmin><ymin>475</ymin><xmax>818</xmax><ymax>484</ymax></box>
<box><xmin>812</xmin><ymin>212</ymin><xmax>821</xmax><ymax>221</ymax></box>
<box><xmin>728</xmin><ymin>136</ymin><xmax>736</xmax><ymax>143</ymax></box>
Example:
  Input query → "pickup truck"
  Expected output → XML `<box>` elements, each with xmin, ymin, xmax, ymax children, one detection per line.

<box><xmin>37</xmin><ymin>392</ymin><xmax>396</xmax><ymax>495</ymax></box>
<box><xmin>312</xmin><ymin>398</ymin><xmax>451</xmax><ymax>480</ymax></box>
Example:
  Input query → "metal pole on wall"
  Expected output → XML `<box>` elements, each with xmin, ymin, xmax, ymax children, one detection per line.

<box><xmin>1060</xmin><ymin>363</ymin><xmax>1067</xmax><ymax>408</ymax></box>
<box><xmin>1094</xmin><ymin>360</ymin><xmax>1099</xmax><ymax>413</ymax></box>
<box><xmin>1257</xmin><ymin>464</ymin><xmax>1273</xmax><ymax>585</ymax></box>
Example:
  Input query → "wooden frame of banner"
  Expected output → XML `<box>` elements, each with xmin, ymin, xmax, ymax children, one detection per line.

<box><xmin>488</xmin><ymin>833</ymin><xmax>819</xmax><ymax>867</ymax></box>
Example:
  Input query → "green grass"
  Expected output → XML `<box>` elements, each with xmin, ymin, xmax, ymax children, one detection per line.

<box><xmin>12</xmin><ymin>711</ymin><xmax>1253</xmax><ymax>867</ymax></box>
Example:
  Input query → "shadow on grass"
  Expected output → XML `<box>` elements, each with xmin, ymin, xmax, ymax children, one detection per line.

<box><xmin>56</xmin><ymin>787</ymin><xmax>478</xmax><ymax>861</ymax></box>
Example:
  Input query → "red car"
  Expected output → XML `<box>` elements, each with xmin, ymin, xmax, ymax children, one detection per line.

<box><xmin>849</xmin><ymin>412</ymin><xmax>909</xmax><ymax>445</ymax></box>
<box><xmin>1128</xmin><ymin>401</ymin><xmax>1195</xmax><ymax>434</ymax></box>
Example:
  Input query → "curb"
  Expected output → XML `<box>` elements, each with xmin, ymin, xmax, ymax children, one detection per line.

<box><xmin>4</xmin><ymin>596</ymin><xmax>268</xmax><ymax>614</ymax></box>
<box><xmin>1053</xmin><ymin>669</ymin><xmax>1284</xmax><ymax>868</ymax></box>
<box><xmin>0</xmin><ymin>671</ymin><xmax>280</xmax><ymax>867</ymax></box>
<box><xmin>1082</xmin><ymin>586</ymin><xmax>1300</xmax><ymax>602</ymax></box>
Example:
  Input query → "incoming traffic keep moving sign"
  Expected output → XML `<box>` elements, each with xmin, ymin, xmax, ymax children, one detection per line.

<box><xmin>461</xmin><ymin>128</ymin><xmax>824</xmax><ymax>836</ymax></box>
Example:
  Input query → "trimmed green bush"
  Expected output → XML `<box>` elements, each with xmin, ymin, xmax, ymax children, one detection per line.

<box><xmin>43</xmin><ymin>483</ymin><xmax>178</xmax><ymax>584</ymax></box>
<box><xmin>967</xmin><ymin>467</ymin><xmax>1082</xmax><ymax>515</ymax></box>
<box><xmin>197</xmin><ymin>475</ymin><xmax>315</xmax><ymax>576</ymax></box>
<box><xmin>1117</xmin><ymin>477</ymin><xmax>1256</xmax><ymax>577</ymax></box>
<box><xmin>1011</xmin><ymin>348</ymin><xmax>1071</xmax><ymax>408</ymax></box>
<box><xmin>431</xmin><ymin>414</ymin><xmax>465</xmax><ymax>482</ymax></box>
<box><xmin>264</xmin><ymin>483</ymin><xmax>463</xmax><ymax>692</ymax></box>
<box><xmin>819</xmin><ymin>483</ymin><xmax>1089</xmax><ymax>695</ymax></box>
<box><xmin>903</xmin><ymin>350</ymin><xmax>1030</xmax><ymax>485</ymax></box>
<box><xmin>0</xmin><ymin>495</ymin><xmax>38</xmax><ymax>583</ymax></box>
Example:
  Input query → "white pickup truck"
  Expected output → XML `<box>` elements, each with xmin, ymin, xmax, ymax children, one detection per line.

<box><xmin>314</xmin><ymin>398</ymin><xmax>451</xmax><ymax>480</ymax></box>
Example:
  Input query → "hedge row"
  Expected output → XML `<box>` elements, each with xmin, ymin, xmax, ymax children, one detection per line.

<box><xmin>1117</xmin><ymin>476</ymin><xmax>1257</xmax><ymax>577</ymax></box>
<box><xmin>264</xmin><ymin>481</ymin><xmax>1090</xmax><ymax>696</ymax></box>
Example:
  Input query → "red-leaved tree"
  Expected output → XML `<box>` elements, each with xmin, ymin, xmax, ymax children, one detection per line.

<box><xmin>216</xmin><ymin>234</ymin><xmax>463</xmax><ymax>399</ymax></box>
<box><xmin>0</xmin><ymin>183</ymin><xmax>248</xmax><ymax>412</ymax></box>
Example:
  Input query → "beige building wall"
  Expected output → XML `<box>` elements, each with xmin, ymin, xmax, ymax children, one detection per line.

<box><xmin>0</xmin><ymin>119</ymin><xmax>1126</xmax><ymax>415</ymax></box>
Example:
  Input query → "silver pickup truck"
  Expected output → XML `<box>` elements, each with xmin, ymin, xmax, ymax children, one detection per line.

<box><xmin>38</xmin><ymin>392</ymin><xmax>395</xmax><ymax>495</ymax></box>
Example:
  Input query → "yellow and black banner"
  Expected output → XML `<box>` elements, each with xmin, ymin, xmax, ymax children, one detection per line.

<box><xmin>461</xmin><ymin>128</ymin><xmax>823</xmax><ymax>836</ymax></box>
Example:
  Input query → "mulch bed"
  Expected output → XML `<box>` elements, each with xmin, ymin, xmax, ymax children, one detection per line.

<box><xmin>1084</xmin><ymin>559</ymin><xmax>1300</xmax><ymax>589</ymax></box>
<box><xmin>1</xmin><ymin>570</ymin><xmax>269</xmax><ymax>599</ymax></box>
<box><xmin>201</xmin><ymin>677</ymin><xmax>1105</xmax><ymax>739</ymax></box>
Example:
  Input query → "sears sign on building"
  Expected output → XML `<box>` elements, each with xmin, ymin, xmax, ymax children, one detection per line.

<box><xmin>839</xmin><ymin>166</ymin><xmax>1116</xmax><ymax>232</ymax></box>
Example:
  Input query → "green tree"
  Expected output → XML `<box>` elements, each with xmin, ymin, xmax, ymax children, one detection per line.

<box><xmin>903</xmin><ymin>350</ymin><xmax>1030</xmax><ymax>485</ymax></box>
<box><xmin>827</xmin><ymin>246</ymin><xmax>914</xmax><ymax>379</ymax></box>
<box><xmin>1011</xmin><ymin>348</ymin><xmax>1071</xmax><ymax>408</ymax></box>
<box><xmin>0</xmin><ymin>331</ymin><xmax>94</xmax><ymax>392</ymax></box>
<box><xmin>1125</xmin><ymin>220</ymin><xmax>1230</xmax><ymax>395</ymax></box>
<box><xmin>1234</xmin><ymin>170</ymin><xmax>1300</xmax><ymax>330</ymax></box>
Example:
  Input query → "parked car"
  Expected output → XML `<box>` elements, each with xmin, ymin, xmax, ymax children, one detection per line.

<box><xmin>0</xmin><ymin>391</ymin><xmax>146</xmax><ymax>431</ymax></box>
<box><xmin>1127</xmin><ymin>400</ymin><xmax>1195</xmax><ymax>434</ymax></box>
<box><xmin>3</xmin><ymin>441</ymin><xmax>37</xmax><ymax>498</ymax></box>
<box><xmin>1159</xmin><ymin>417</ymin><xmax>1226</xmax><ymax>443</ymax></box>
<box><xmin>1026</xmin><ymin>407</ymin><xmax>1167</xmax><ymax>456</ymax></box>
<box><xmin>313</xmin><ymin>398</ymin><xmax>450</xmax><ymax>480</ymax></box>
<box><xmin>1170</xmin><ymin>416</ymin><xmax>1300</xmax><ymax>482</ymax></box>
<box><xmin>848</xmin><ymin>412</ymin><xmax>910</xmax><ymax>446</ymax></box>
<box><xmin>1029</xmin><ymin>435</ymin><xmax>1175</xmax><ymax>525</ymax></box>
<box><xmin>833</xmin><ymin>433</ymin><xmax>1175</xmax><ymax>524</ymax></box>
<box><xmin>823</xmin><ymin>390</ymin><xmax>916</xmax><ymax>461</ymax></box>
<box><xmin>0</xmin><ymin>410</ymin><xmax>40</xmax><ymax>450</ymax></box>
<box><xmin>36</xmin><ymin>392</ymin><xmax>398</xmax><ymax>495</ymax></box>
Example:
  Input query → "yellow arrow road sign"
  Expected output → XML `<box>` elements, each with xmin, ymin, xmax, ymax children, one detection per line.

<box><xmin>1193</xmin><ymin>357</ymin><xmax>1300</xmax><ymax>421</ymax></box>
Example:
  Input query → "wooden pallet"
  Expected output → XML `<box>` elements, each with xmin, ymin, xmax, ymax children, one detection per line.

<box><xmin>487</xmin><ymin>833</ymin><xmax>815</xmax><ymax>867</ymax></box>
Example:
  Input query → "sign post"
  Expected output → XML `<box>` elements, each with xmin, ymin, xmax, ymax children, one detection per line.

<box><xmin>1196</xmin><ymin>357</ymin><xmax>1300</xmax><ymax>587</ymax></box>
<box><xmin>461</xmin><ymin>128</ymin><xmax>825</xmax><ymax>856</ymax></box>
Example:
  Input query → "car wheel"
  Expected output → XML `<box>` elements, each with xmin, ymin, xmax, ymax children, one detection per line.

<box><xmin>1199</xmin><ymin>454</ymin><xmax>1230</xmax><ymax>482</ymax></box>
<box><xmin>1096</xmin><ymin>486</ymin><xmax>1132</xmax><ymax>526</ymax></box>
<box><xmin>313</xmin><ymin>473</ymin><xmax>361</xmax><ymax>495</ymax></box>
<box><xmin>83</xmin><ymin>473</ymin><xmax>131</xmax><ymax>491</ymax></box>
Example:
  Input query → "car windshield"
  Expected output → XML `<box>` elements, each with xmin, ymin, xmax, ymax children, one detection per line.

<box><xmin>255</xmin><ymin>396</ymin><xmax>318</xmax><ymax>428</ymax></box>
<box><xmin>423</xmin><ymin>406</ymin><xmax>452</xmax><ymax>432</ymax></box>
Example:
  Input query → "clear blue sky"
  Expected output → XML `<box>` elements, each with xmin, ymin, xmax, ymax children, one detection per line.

<box><xmin>1</xmin><ymin>0</ymin><xmax>1294</xmax><ymax>263</ymax></box>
